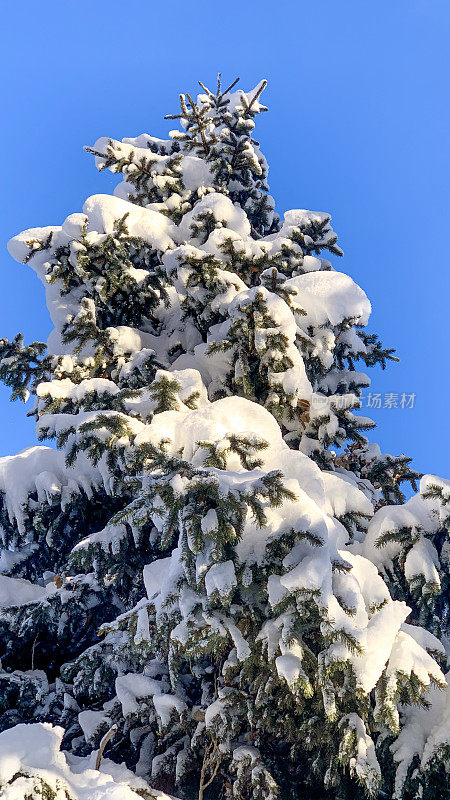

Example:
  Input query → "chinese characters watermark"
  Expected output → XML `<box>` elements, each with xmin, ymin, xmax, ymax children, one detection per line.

<box><xmin>361</xmin><ymin>392</ymin><xmax>416</xmax><ymax>409</ymax></box>
<box><xmin>310</xmin><ymin>392</ymin><xmax>416</xmax><ymax>411</ymax></box>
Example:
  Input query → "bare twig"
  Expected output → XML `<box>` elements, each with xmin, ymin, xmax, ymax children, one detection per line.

<box><xmin>198</xmin><ymin>737</ymin><xmax>222</xmax><ymax>800</ymax></box>
<box><xmin>245</xmin><ymin>80</ymin><xmax>268</xmax><ymax>114</ymax></box>
<box><xmin>95</xmin><ymin>725</ymin><xmax>118</xmax><ymax>770</ymax></box>
<box><xmin>221</xmin><ymin>76</ymin><xmax>240</xmax><ymax>96</ymax></box>
<box><xmin>31</xmin><ymin>632</ymin><xmax>39</xmax><ymax>671</ymax></box>
<box><xmin>198</xmin><ymin>81</ymin><xmax>214</xmax><ymax>98</ymax></box>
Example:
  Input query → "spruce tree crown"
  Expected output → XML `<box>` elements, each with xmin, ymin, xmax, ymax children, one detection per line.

<box><xmin>0</xmin><ymin>76</ymin><xmax>448</xmax><ymax>800</ymax></box>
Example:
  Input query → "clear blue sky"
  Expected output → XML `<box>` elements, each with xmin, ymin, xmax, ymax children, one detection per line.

<box><xmin>1</xmin><ymin>0</ymin><xmax>449</xmax><ymax>481</ymax></box>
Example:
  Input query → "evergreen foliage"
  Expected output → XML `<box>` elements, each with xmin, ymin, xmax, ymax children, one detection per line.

<box><xmin>0</xmin><ymin>77</ymin><xmax>448</xmax><ymax>800</ymax></box>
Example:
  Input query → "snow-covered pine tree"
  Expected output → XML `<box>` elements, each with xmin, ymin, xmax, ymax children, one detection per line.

<box><xmin>0</xmin><ymin>77</ymin><xmax>448</xmax><ymax>800</ymax></box>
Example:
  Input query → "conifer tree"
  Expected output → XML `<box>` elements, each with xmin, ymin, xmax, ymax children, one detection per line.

<box><xmin>0</xmin><ymin>77</ymin><xmax>447</xmax><ymax>800</ymax></box>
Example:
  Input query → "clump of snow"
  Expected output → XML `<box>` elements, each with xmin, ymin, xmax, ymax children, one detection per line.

<box><xmin>363</xmin><ymin>491</ymin><xmax>433</xmax><ymax>570</ymax></box>
<box><xmin>0</xmin><ymin>446</ymin><xmax>101</xmax><ymax>533</ymax></box>
<box><xmin>37</xmin><ymin>377</ymin><xmax>120</xmax><ymax>404</ymax></box>
<box><xmin>83</xmin><ymin>194</ymin><xmax>177</xmax><ymax>249</ymax></box>
<box><xmin>77</xmin><ymin>710</ymin><xmax>109</xmax><ymax>744</ymax></box>
<box><xmin>363</xmin><ymin>478</ymin><xmax>448</xmax><ymax>599</ymax></box>
<box><xmin>339</xmin><ymin>713</ymin><xmax>381</xmax><ymax>793</ymax></box>
<box><xmin>285</xmin><ymin>270</ymin><xmax>371</xmax><ymax>328</ymax></box>
<box><xmin>404</xmin><ymin>537</ymin><xmax>440</xmax><ymax>586</ymax></box>
<box><xmin>0</xmin><ymin>722</ymin><xmax>178</xmax><ymax>799</ymax></box>
<box><xmin>144</xmin><ymin>557</ymin><xmax>172</xmax><ymax>599</ymax></box>
<box><xmin>0</xmin><ymin>574</ymin><xmax>56</xmax><ymax>609</ymax></box>
<box><xmin>276</xmin><ymin>651</ymin><xmax>310</xmax><ymax>693</ymax></box>
<box><xmin>135</xmin><ymin>394</ymin><xmax>283</xmax><ymax>470</ymax></box>
<box><xmin>178</xmin><ymin>192</ymin><xmax>251</xmax><ymax>241</ymax></box>
<box><xmin>115</xmin><ymin>673</ymin><xmax>163</xmax><ymax>717</ymax></box>
<box><xmin>391</xmin><ymin>673</ymin><xmax>450</xmax><ymax>797</ymax></box>
<box><xmin>347</xmin><ymin>602</ymin><xmax>411</xmax><ymax>693</ymax></box>
<box><xmin>153</xmin><ymin>694</ymin><xmax>186</xmax><ymax>729</ymax></box>
<box><xmin>205</xmin><ymin>560</ymin><xmax>237</xmax><ymax>599</ymax></box>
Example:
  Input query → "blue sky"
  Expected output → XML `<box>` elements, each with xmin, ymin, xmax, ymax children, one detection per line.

<box><xmin>1</xmin><ymin>0</ymin><xmax>449</xmax><ymax>481</ymax></box>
